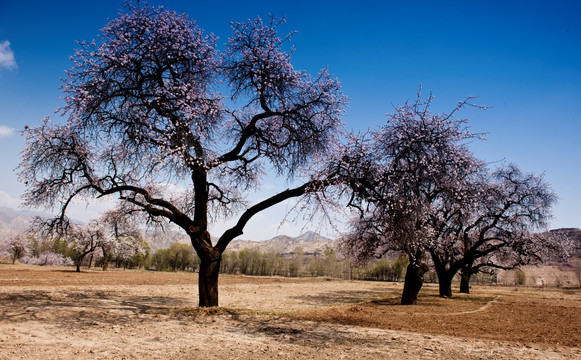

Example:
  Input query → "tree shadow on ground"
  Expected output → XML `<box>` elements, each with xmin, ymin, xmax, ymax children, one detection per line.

<box><xmin>0</xmin><ymin>287</ymin><xmax>387</xmax><ymax>350</ymax></box>
<box><xmin>227</xmin><ymin>315</ymin><xmax>389</xmax><ymax>349</ymax></box>
<box><xmin>0</xmin><ymin>289</ymin><xmax>190</xmax><ymax>329</ymax></box>
<box><xmin>289</xmin><ymin>288</ymin><xmax>398</xmax><ymax>306</ymax></box>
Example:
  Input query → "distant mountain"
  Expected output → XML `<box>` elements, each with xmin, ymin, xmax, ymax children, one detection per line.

<box><xmin>144</xmin><ymin>229</ymin><xmax>190</xmax><ymax>252</ymax></box>
<box><xmin>143</xmin><ymin>230</ymin><xmax>336</xmax><ymax>255</ymax></box>
<box><xmin>0</xmin><ymin>207</ymin><xmax>86</xmax><ymax>234</ymax></box>
<box><xmin>226</xmin><ymin>231</ymin><xmax>335</xmax><ymax>255</ymax></box>
<box><xmin>0</xmin><ymin>207</ymin><xmax>48</xmax><ymax>233</ymax></box>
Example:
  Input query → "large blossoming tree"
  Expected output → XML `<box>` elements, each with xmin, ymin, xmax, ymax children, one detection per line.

<box><xmin>19</xmin><ymin>5</ymin><xmax>345</xmax><ymax>307</ymax></box>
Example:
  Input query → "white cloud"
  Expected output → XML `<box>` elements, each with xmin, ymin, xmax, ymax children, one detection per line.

<box><xmin>66</xmin><ymin>196</ymin><xmax>118</xmax><ymax>223</ymax></box>
<box><xmin>0</xmin><ymin>125</ymin><xmax>15</xmax><ymax>138</ymax></box>
<box><xmin>0</xmin><ymin>190</ymin><xmax>22</xmax><ymax>209</ymax></box>
<box><xmin>0</xmin><ymin>190</ymin><xmax>118</xmax><ymax>224</ymax></box>
<box><xmin>0</xmin><ymin>41</ymin><xmax>16</xmax><ymax>70</ymax></box>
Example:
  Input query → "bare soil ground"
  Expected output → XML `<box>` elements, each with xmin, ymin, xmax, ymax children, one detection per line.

<box><xmin>1</xmin><ymin>264</ymin><xmax>580</xmax><ymax>359</ymax></box>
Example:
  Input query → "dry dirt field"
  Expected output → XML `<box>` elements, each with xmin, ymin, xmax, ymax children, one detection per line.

<box><xmin>1</xmin><ymin>264</ymin><xmax>580</xmax><ymax>359</ymax></box>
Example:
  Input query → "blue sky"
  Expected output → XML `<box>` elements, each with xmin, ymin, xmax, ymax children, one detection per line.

<box><xmin>0</xmin><ymin>0</ymin><xmax>579</xmax><ymax>239</ymax></box>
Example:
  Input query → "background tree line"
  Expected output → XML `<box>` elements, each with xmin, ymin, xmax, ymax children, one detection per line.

<box><xmin>150</xmin><ymin>243</ymin><xmax>411</xmax><ymax>282</ymax></box>
<box><xmin>4</xmin><ymin>230</ymin><xmax>577</xmax><ymax>288</ymax></box>
<box><xmin>0</xmin><ymin>230</ymin><xmax>407</xmax><ymax>282</ymax></box>
<box><xmin>0</xmin><ymin>230</ymin><xmax>150</xmax><ymax>271</ymax></box>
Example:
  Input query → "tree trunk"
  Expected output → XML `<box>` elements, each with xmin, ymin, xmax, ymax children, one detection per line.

<box><xmin>76</xmin><ymin>253</ymin><xmax>87</xmax><ymax>273</ymax></box>
<box><xmin>102</xmin><ymin>248</ymin><xmax>110</xmax><ymax>271</ymax></box>
<box><xmin>401</xmin><ymin>262</ymin><xmax>427</xmax><ymax>305</ymax></box>
<box><xmin>199</xmin><ymin>257</ymin><xmax>221</xmax><ymax>307</ymax></box>
<box><xmin>459</xmin><ymin>271</ymin><xmax>471</xmax><ymax>294</ymax></box>
<box><xmin>438</xmin><ymin>272</ymin><xmax>453</xmax><ymax>297</ymax></box>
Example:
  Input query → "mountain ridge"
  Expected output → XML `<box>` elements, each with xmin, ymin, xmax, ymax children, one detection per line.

<box><xmin>0</xmin><ymin>206</ymin><xmax>53</xmax><ymax>233</ymax></box>
<box><xmin>226</xmin><ymin>231</ymin><xmax>335</xmax><ymax>255</ymax></box>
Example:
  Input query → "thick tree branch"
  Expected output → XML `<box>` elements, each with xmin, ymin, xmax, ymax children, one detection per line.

<box><xmin>215</xmin><ymin>180</ymin><xmax>323</xmax><ymax>253</ymax></box>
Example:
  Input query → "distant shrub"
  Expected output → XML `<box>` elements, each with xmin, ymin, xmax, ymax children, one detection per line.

<box><xmin>575</xmin><ymin>258</ymin><xmax>581</xmax><ymax>288</ymax></box>
<box><xmin>149</xmin><ymin>243</ymin><xmax>198</xmax><ymax>272</ymax></box>
<box><xmin>23</xmin><ymin>252</ymin><xmax>73</xmax><ymax>266</ymax></box>
<box><xmin>515</xmin><ymin>269</ymin><xmax>526</xmax><ymax>286</ymax></box>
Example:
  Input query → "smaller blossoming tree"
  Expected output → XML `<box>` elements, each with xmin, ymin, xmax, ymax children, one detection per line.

<box><xmin>431</xmin><ymin>164</ymin><xmax>569</xmax><ymax>295</ymax></box>
<box><xmin>67</xmin><ymin>221</ymin><xmax>105</xmax><ymax>272</ymax></box>
<box><xmin>1</xmin><ymin>232</ymin><xmax>29</xmax><ymax>264</ymax></box>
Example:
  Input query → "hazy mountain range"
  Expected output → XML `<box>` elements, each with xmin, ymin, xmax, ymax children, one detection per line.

<box><xmin>0</xmin><ymin>206</ymin><xmax>50</xmax><ymax>233</ymax></box>
<box><xmin>225</xmin><ymin>231</ymin><xmax>335</xmax><ymax>255</ymax></box>
<box><xmin>138</xmin><ymin>230</ymin><xmax>335</xmax><ymax>254</ymax></box>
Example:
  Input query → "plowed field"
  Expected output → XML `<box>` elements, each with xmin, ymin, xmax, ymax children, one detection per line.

<box><xmin>1</xmin><ymin>264</ymin><xmax>580</xmax><ymax>359</ymax></box>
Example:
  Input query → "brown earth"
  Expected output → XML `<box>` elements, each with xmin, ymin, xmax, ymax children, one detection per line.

<box><xmin>0</xmin><ymin>264</ymin><xmax>580</xmax><ymax>359</ymax></box>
